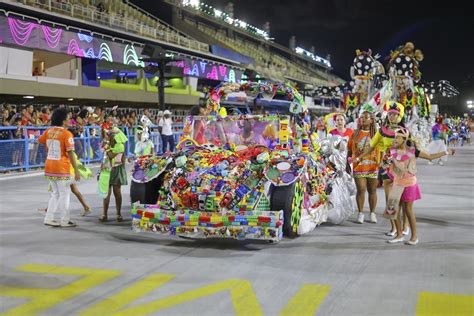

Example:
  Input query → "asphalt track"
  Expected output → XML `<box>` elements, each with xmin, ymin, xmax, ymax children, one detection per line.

<box><xmin>0</xmin><ymin>146</ymin><xmax>473</xmax><ymax>315</ymax></box>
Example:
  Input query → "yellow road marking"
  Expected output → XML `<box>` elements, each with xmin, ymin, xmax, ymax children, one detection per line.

<box><xmin>79</xmin><ymin>274</ymin><xmax>175</xmax><ymax>316</ymax></box>
<box><xmin>0</xmin><ymin>264</ymin><xmax>122</xmax><ymax>316</ymax></box>
<box><xmin>417</xmin><ymin>292</ymin><xmax>474</xmax><ymax>316</ymax></box>
<box><xmin>82</xmin><ymin>275</ymin><xmax>263</xmax><ymax>316</ymax></box>
<box><xmin>279</xmin><ymin>284</ymin><xmax>331</xmax><ymax>316</ymax></box>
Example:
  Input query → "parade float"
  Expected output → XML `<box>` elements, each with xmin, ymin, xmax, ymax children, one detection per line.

<box><xmin>312</xmin><ymin>42</ymin><xmax>459</xmax><ymax>148</ymax></box>
<box><xmin>129</xmin><ymin>83</ymin><xmax>356</xmax><ymax>242</ymax></box>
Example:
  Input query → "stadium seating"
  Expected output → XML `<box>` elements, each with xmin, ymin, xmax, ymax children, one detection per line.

<box><xmin>190</xmin><ymin>20</ymin><xmax>329</xmax><ymax>85</ymax></box>
<box><xmin>12</xmin><ymin>0</ymin><xmax>209</xmax><ymax>53</ymax></box>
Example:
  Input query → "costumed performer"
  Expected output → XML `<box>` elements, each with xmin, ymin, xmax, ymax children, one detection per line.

<box><xmin>348</xmin><ymin>105</ymin><xmax>379</xmax><ymax>224</ymax></box>
<box><xmin>385</xmin><ymin>127</ymin><xmax>455</xmax><ymax>245</ymax></box>
<box><xmin>357</xmin><ymin>101</ymin><xmax>410</xmax><ymax>236</ymax></box>
<box><xmin>99</xmin><ymin>127</ymin><xmax>128</xmax><ymax>222</ymax></box>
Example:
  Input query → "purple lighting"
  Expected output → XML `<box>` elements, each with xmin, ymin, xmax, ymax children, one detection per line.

<box><xmin>41</xmin><ymin>25</ymin><xmax>62</xmax><ymax>48</ymax></box>
<box><xmin>8</xmin><ymin>17</ymin><xmax>38</xmax><ymax>46</ymax></box>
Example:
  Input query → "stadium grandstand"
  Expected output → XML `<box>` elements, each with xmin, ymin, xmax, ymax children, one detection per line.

<box><xmin>1</xmin><ymin>0</ymin><xmax>344</xmax><ymax>112</ymax></box>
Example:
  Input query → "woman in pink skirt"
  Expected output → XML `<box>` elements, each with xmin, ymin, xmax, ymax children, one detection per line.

<box><xmin>385</xmin><ymin>128</ymin><xmax>455</xmax><ymax>245</ymax></box>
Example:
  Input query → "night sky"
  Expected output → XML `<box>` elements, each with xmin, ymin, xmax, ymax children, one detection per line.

<box><xmin>132</xmin><ymin>0</ymin><xmax>473</xmax><ymax>112</ymax></box>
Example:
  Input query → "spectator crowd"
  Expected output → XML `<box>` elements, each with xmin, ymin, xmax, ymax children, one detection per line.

<box><xmin>0</xmin><ymin>104</ymin><xmax>183</xmax><ymax>170</ymax></box>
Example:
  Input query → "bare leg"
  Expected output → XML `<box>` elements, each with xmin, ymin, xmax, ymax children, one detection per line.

<box><xmin>383</xmin><ymin>179</ymin><xmax>396</xmax><ymax>232</ymax></box>
<box><xmin>355</xmin><ymin>177</ymin><xmax>367</xmax><ymax>213</ymax></box>
<box><xmin>402</xmin><ymin>201</ymin><xmax>417</xmax><ymax>241</ymax></box>
<box><xmin>112</xmin><ymin>184</ymin><xmax>122</xmax><ymax>217</ymax></box>
<box><xmin>102</xmin><ymin>185</ymin><xmax>112</xmax><ymax>219</ymax></box>
<box><xmin>70</xmin><ymin>183</ymin><xmax>90</xmax><ymax>211</ymax></box>
<box><xmin>367</xmin><ymin>178</ymin><xmax>378</xmax><ymax>213</ymax></box>
<box><xmin>403</xmin><ymin>209</ymin><xmax>409</xmax><ymax>232</ymax></box>
<box><xmin>393</xmin><ymin>203</ymin><xmax>403</xmax><ymax>239</ymax></box>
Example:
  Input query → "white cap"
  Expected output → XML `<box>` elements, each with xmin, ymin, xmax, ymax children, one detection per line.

<box><xmin>164</xmin><ymin>110</ymin><xmax>171</xmax><ymax>115</ymax></box>
<box><xmin>158</xmin><ymin>111</ymin><xmax>164</xmax><ymax>116</ymax></box>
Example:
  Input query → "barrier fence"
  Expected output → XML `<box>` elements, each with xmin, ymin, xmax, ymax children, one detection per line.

<box><xmin>0</xmin><ymin>125</ymin><xmax>183</xmax><ymax>172</ymax></box>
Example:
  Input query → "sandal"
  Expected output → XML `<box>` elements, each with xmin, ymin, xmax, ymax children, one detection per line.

<box><xmin>99</xmin><ymin>215</ymin><xmax>108</xmax><ymax>222</ymax></box>
<box><xmin>116</xmin><ymin>215</ymin><xmax>123</xmax><ymax>222</ymax></box>
<box><xmin>80</xmin><ymin>208</ymin><xmax>91</xmax><ymax>217</ymax></box>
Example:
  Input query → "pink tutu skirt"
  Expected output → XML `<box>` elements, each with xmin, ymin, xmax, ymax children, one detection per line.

<box><xmin>401</xmin><ymin>183</ymin><xmax>421</xmax><ymax>202</ymax></box>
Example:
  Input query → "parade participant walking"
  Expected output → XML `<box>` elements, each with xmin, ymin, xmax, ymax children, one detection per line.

<box><xmin>99</xmin><ymin>127</ymin><xmax>128</xmax><ymax>222</ymax></box>
<box><xmin>358</xmin><ymin>102</ymin><xmax>409</xmax><ymax>236</ymax></box>
<box><xmin>37</xmin><ymin>108</ymin><xmax>80</xmax><ymax>227</ymax></box>
<box><xmin>348</xmin><ymin>107</ymin><xmax>379</xmax><ymax>223</ymax></box>
<box><xmin>385</xmin><ymin>127</ymin><xmax>455</xmax><ymax>245</ymax></box>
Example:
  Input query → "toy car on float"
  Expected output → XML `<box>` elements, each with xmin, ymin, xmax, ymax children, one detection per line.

<box><xmin>130</xmin><ymin>113</ymin><xmax>341</xmax><ymax>242</ymax></box>
<box><xmin>129</xmin><ymin>83</ymin><xmax>349</xmax><ymax>242</ymax></box>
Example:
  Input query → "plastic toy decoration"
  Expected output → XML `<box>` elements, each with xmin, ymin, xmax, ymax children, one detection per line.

<box><xmin>130</xmin><ymin>85</ymin><xmax>358</xmax><ymax>242</ymax></box>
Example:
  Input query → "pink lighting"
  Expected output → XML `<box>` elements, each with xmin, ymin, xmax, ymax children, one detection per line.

<box><xmin>41</xmin><ymin>25</ymin><xmax>62</xmax><ymax>48</ymax></box>
<box><xmin>67</xmin><ymin>39</ymin><xmax>84</xmax><ymax>57</ymax></box>
<box><xmin>8</xmin><ymin>17</ymin><xmax>38</xmax><ymax>46</ymax></box>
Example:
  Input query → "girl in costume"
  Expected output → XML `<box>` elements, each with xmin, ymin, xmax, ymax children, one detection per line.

<box><xmin>357</xmin><ymin>101</ymin><xmax>410</xmax><ymax>236</ymax></box>
<box><xmin>99</xmin><ymin>127</ymin><xmax>128</xmax><ymax>222</ymax></box>
<box><xmin>385</xmin><ymin>127</ymin><xmax>455</xmax><ymax>245</ymax></box>
<box><xmin>348</xmin><ymin>106</ymin><xmax>379</xmax><ymax>224</ymax></box>
<box><xmin>427</xmin><ymin>116</ymin><xmax>448</xmax><ymax>166</ymax></box>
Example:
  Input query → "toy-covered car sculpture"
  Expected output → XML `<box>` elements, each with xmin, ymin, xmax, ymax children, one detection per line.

<box><xmin>130</xmin><ymin>83</ymin><xmax>355</xmax><ymax>242</ymax></box>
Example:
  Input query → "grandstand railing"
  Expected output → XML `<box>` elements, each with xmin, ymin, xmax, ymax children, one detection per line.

<box><xmin>7</xmin><ymin>0</ymin><xmax>209</xmax><ymax>53</ymax></box>
<box><xmin>0</xmin><ymin>125</ymin><xmax>183</xmax><ymax>172</ymax></box>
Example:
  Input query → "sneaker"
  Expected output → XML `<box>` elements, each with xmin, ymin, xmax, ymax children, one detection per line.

<box><xmin>428</xmin><ymin>161</ymin><xmax>434</xmax><ymax>165</ymax></box>
<box><xmin>44</xmin><ymin>219</ymin><xmax>60</xmax><ymax>227</ymax></box>
<box><xmin>402</xmin><ymin>227</ymin><xmax>410</xmax><ymax>236</ymax></box>
<box><xmin>370</xmin><ymin>212</ymin><xmax>377</xmax><ymax>223</ymax></box>
<box><xmin>387</xmin><ymin>236</ymin><xmax>405</xmax><ymax>243</ymax></box>
<box><xmin>60</xmin><ymin>221</ymin><xmax>77</xmax><ymax>227</ymax></box>
<box><xmin>80</xmin><ymin>208</ymin><xmax>91</xmax><ymax>217</ymax></box>
<box><xmin>438</xmin><ymin>160</ymin><xmax>444</xmax><ymax>166</ymax></box>
<box><xmin>405</xmin><ymin>238</ymin><xmax>419</xmax><ymax>245</ymax></box>
<box><xmin>385</xmin><ymin>230</ymin><xmax>397</xmax><ymax>237</ymax></box>
<box><xmin>357</xmin><ymin>213</ymin><xmax>364</xmax><ymax>224</ymax></box>
<box><xmin>38</xmin><ymin>208</ymin><xmax>47</xmax><ymax>213</ymax></box>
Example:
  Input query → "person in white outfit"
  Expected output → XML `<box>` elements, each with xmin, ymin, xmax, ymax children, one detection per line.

<box><xmin>158</xmin><ymin>110</ymin><xmax>174</xmax><ymax>153</ymax></box>
<box><xmin>37</xmin><ymin>108</ymin><xmax>81</xmax><ymax>227</ymax></box>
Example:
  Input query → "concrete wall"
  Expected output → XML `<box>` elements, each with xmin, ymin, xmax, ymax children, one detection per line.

<box><xmin>0</xmin><ymin>78</ymin><xmax>200</xmax><ymax>106</ymax></box>
<box><xmin>35</xmin><ymin>51</ymin><xmax>77</xmax><ymax>79</ymax></box>
<box><xmin>0</xmin><ymin>46</ymin><xmax>33</xmax><ymax>76</ymax></box>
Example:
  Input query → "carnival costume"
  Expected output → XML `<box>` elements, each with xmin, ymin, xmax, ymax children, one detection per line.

<box><xmin>98</xmin><ymin>127</ymin><xmax>128</xmax><ymax>198</ymax></box>
<box><xmin>384</xmin><ymin>144</ymin><xmax>421</xmax><ymax>219</ymax></box>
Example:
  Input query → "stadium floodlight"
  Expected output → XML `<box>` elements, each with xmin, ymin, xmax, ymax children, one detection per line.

<box><xmin>23</xmin><ymin>96</ymin><xmax>34</xmax><ymax>99</ymax></box>
<box><xmin>467</xmin><ymin>100</ymin><xmax>473</xmax><ymax>108</ymax></box>
<box><xmin>214</xmin><ymin>9</ymin><xmax>222</xmax><ymax>17</ymax></box>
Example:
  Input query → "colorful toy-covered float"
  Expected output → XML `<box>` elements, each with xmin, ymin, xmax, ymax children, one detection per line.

<box><xmin>129</xmin><ymin>83</ymin><xmax>355</xmax><ymax>242</ymax></box>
